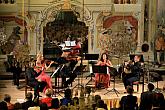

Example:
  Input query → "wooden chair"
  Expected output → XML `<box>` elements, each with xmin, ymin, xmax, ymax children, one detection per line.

<box><xmin>133</xmin><ymin>81</ymin><xmax>139</xmax><ymax>92</ymax></box>
<box><xmin>25</xmin><ymin>74</ymin><xmax>33</xmax><ymax>96</ymax></box>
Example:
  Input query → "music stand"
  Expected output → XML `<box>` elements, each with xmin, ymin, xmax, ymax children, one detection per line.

<box><xmin>84</xmin><ymin>53</ymin><xmax>99</xmax><ymax>63</ymax></box>
<box><xmin>92</xmin><ymin>65</ymin><xmax>109</xmax><ymax>89</ymax></box>
<box><xmin>72</xmin><ymin>65</ymin><xmax>86</xmax><ymax>89</ymax></box>
<box><xmin>104</xmin><ymin>67</ymin><xmax>120</xmax><ymax>97</ymax></box>
<box><xmin>51</xmin><ymin>64</ymin><xmax>65</xmax><ymax>97</ymax></box>
<box><xmin>84</xmin><ymin>54</ymin><xmax>99</xmax><ymax>85</ymax></box>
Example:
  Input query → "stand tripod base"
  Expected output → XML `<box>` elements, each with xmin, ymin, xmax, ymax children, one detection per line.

<box><xmin>154</xmin><ymin>81</ymin><xmax>162</xmax><ymax>93</ymax></box>
<box><xmin>72</xmin><ymin>83</ymin><xmax>84</xmax><ymax>89</ymax></box>
<box><xmin>104</xmin><ymin>88</ymin><xmax>120</xmax><ymax>97</ymax></box>
<box><xmin>86</xmin><ymin>77</ymin><xmax>95</xmax><ymax>86</ymax></box>
<box><xmin>52</xmin><ymin>86</ymin><xmax>65</xmax><ymax>97</ymax></box>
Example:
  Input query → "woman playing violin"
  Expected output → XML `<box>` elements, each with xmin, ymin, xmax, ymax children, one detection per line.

<box><xmin>34</xmin><ymin>52</ymin><xmax>54</xmax><ymax>92</ymax></box>
<box><xmin>95</xmin><ymin>53</ymin><xmax>113</xmax><ymax>88</ymax></box>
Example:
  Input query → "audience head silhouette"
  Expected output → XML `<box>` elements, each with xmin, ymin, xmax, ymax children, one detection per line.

<box><xmin>126</xmin><ymin>86</ymin><xmax>134</xmax><ymax>94</ymax></box>
<box><xmin>147</xmin><ymin>83</ymin><xmax>155</xmax><ymax>91</ymax></box>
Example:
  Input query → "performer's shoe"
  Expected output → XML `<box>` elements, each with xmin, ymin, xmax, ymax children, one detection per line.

<box><xmin>124</xmin><ymin>92</ymin><xmax>127</xmax><ymax>94</ymax></box>
<box><xmin>163</xmin><ymin>86</ymin><xmax>165</xmax><ymax>91</ymax></box>
<box><xmin>158</xmin><ymin>64</ymin><xmax>162</xmax><ymax>67</ymax></box>
<box><xmin>16</xmin><ymin>86</ymin><xmax>20</xmax><ymax>89</ymax></box>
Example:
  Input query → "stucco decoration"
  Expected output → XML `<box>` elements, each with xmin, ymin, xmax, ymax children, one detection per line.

<box><xmin>98</xmin><ymin>15</ymin><xmax>138</xmax><ymax>57</ymax></box>
<box><xmin>41</xmin><ymin>0</ymin><xmax>92</xmax><ymax>26</ymax></box>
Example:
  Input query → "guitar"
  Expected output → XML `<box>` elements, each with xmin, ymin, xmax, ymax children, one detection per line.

<box><xmin>123</xmin><ymin>60</ymin><xmax>133</xmax><ymax>76</ymax></box>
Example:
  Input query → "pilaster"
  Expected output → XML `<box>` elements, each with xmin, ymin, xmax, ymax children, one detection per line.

<box><xmin>88</xmin><ymin>12</ymin><xmax>100</xmax><ymax>53</ymax></box>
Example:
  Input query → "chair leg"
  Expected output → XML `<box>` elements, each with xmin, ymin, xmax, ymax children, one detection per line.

<box><xmin>137</xmin><ymin>84</ymin><xmax>139</xmax><ymax>92</ymax></box>
<box><xmin>25</xmin><ymin>86</ymin><xmax>27</xmax><ymax>96</ymax></box>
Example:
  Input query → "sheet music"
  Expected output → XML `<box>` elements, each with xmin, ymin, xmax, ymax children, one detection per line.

<box><xmin>107</xmin><ymin>66</ymin><xmax>109</xmax><ymax>74</ymax></box>
<box><xmin>70</xmin><ymin>41</ymin><xmax>76</xmax><ymax>46</ymax></box>
<box><xmin>90</xmin><ymin>65</ymin><xmax>93</xmax><ymax>73</ymax></box>
<box><xmin>65</xmin><ymin>41</ymin><xmax>76</xmax><ymax>46</ymax></box>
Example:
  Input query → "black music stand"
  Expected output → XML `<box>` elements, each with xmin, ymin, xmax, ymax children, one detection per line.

<box><xmin>92</xmin><ymin>65</ymin><xmax>109</xmax><ymax>89</ymax></box>
<box><xmin>51</xmin><ymin>64</ymin><xmax>65</xmax><ymax>97</ymax></box>
<box><xmin>104</xmin><ymin>67</ymin><xmax>120</xmax><ymax>97</ymax></box>
<box><xmin>72</xmin><ymin>65</ymin><xmax>86</xmax><ymax>89</ymax></box>
<box><xmin>85</xmin><ymin>54</ymin><xmax>99</xmax><ymax>85</ymax></box>
<box><xmin>85</xmin><ymin>53</ymin><xmax>99</xmax><ymax>64</ymax></box>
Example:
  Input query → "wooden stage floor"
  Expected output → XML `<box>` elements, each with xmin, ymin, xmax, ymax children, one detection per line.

<box><xmin>0</xmin><ymin>77</ymin><xmax>165</xmax><ymax>105</ymax></box>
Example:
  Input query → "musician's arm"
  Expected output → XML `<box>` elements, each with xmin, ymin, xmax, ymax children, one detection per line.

<box><xmin>45</xmin><ymin>61</ymin><xmax>54</xmax><ymax>70</ymax></box>
<box><xmin>96</xmin><ymin>61</ymin><xmax>101</xmax><ymax>65</ymax></box>
<box><xmin>106</xmin><ymin>60</ymin><xmax>113</xmax><ymax>67</ymax></box>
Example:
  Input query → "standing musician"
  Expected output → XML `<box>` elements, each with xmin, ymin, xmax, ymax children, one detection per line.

<box><xmin>70</xmin><ymin>38</ymin><xmax>81</xmax><ymax>56</ymax></box>
<box><xmin>122</xmin><ymin>55</ymin><xmax>143</xmax><ymax>90</ymax></box>
<box><xmin>95</xmin><ymin>53</ymin><xmax>113</xmax><ymax>88</ymax></box>
<box><xmin>155</xmin><ymin>34</ymin><xmax>165</xmax><ymax>65</ymax></box>
<box><xmin>34</xmin><ymin>52</ymin><xmax>54</xmax><ymax>92</ymax></box>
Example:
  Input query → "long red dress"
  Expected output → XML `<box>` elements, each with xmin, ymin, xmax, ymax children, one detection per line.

<box><xmin>95</xmin><ymin>60</ymin><xmax>111</xmax><ymax>88</ymax></box>
<box><xmin>34</xmin><ymin>62</ymin><xmax>52</xmax><ymax>92</ymax></box>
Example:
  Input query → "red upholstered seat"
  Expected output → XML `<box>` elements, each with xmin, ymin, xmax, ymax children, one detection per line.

<box><xmin>133</xmin><ymin>81</ymin><xmax>139</xmax><ymax>92</ymax></box>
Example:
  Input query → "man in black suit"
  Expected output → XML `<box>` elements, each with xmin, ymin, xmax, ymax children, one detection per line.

<box><xmin>119</xmin><ymin>86</ymin><xmax>138</xmax><ymax>110</ymax></box>
<box><xmin>139</xmin><ymin>83</ymin><xmax>155</xmax><ymax>110</ymax></box>
<box><xmin>122</xmin><ymin>55</ymin><xmax>143</xmax><ymax>89</ymax></box>
<box><xmin>15</xmin><ymin>62</ymin><xmax>22</xmax><ymax>87</ymax></box>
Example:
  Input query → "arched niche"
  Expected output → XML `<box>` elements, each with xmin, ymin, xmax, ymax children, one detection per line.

<box><xmin>41</xmin><ymin>0</ymin><xmax>92</xmax><ymax>26</ymax></box>
<box><xmin>39</xmin><ymin>1</ymin><xmax>91</xmax><ymax>56</ymax></box>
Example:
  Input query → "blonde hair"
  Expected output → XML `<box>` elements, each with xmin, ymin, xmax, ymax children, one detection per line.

<box><xmin>37</xmin><ymin>51</ymin><xmax>42</xmax><ymax>59</ymax></box>
<box><xmin>45</xmin><ymin>88</ymin><xmax>53</xmax><ymax>97</ymax></box>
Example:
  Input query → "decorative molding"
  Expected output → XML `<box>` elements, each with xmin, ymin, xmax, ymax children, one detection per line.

<box><xmin>40</xmin><ymin>0</ymin><xmax>92</xmax><ymax>25</ymax></box>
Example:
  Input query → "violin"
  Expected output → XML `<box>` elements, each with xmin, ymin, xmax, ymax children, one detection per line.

<box><xmin>44</xmin><ymin>59</ymin><xmax>57</xmax><ymax>65</ymax></box>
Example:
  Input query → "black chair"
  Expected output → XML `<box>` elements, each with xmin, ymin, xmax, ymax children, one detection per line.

<box><xmin>25</xmin><ymin>74</ymin><xmax>33</xmax><ymax>96</ymax></box>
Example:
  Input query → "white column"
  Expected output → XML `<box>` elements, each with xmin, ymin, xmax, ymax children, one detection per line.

<box><xmin>40</xmin><ymin>26</ymin><xmax>44</xmax><ymax>54</ymax></box>
<box><xmin>88</xmin><ymin>12</ymin><xmax>100</xmax><ymax>53</ymax></box>
<box><xmin>136</xmin><ymin>0</ymin><xmax>145</xmax><ymax>52</ymax></box>
<box><xmin>148</xmin><ymin>0</ymin><xmax>157</xmax><ymax>44</ymax></box>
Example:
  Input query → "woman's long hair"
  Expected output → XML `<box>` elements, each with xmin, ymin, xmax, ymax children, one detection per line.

<box><xmin>100</xmin><ymin>53</ymin><xmax>108</xmax><ymax>62</ymax></box>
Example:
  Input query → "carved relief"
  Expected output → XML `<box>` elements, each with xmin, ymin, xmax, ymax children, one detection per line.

<box><xmin>97</xmin><ymin>15</ymin><xmax>138</xmax><ymax>56</ymax></box>
<box><xmin>41</xmin><ymin>0</ymin><xmax>92</xmax><ymax>26</ymax></box>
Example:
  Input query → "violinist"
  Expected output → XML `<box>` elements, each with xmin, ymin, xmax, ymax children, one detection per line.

<box><xmin>122</xmin><ymin>55</ymin><xmax>143</xmax><ymax>90</ymax></box>
<box><xmin>34</xmin><ymin>52</ymin><xmax>54</xmax><ymax>93</ymax></box>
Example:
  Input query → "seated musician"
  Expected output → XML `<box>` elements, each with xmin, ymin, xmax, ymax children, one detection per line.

<box><xmin>54</xmin><ymin>50</ymin><xmax>80</xmax><ymax>88</ymax></box>
<box><xmin>95</xmin><ymin>53</ymin><xmax>113</xmax><ymax>88</ymax></box>
<box><xmin>122</xmin><ymin>55</ymin><xmax>143</xmax><ymax>90</ymax></box>
<box><xmin>34</xmin><ymin>52</ymin><xmax>54</xmax><ymax>93</ymax></box>
<box><xmin>25</xmin><ymin>63</ymin><xmax>47</xmax><ymax>99</ymax></box>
